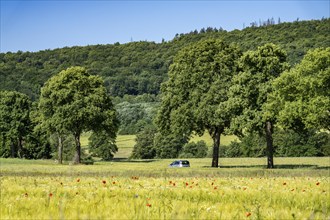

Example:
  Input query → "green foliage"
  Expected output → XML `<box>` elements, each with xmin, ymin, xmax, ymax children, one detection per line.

<box><xmin>179</xmin><ymin>141</ymin><xmax>208</xmax><ymax>158</ymax></box>
<box><xmin>271</xmin><ymin>47</ymin><xmax>330</xmax><ymax>131</ymax></box>
<box><xmin>131</xmin><ymin>126</ymin><xmax>157</xmax><ymax>159</ymax></box>
<box><xmin>230</xmin><ymin>43</ymin><xmax>289</xmax><ymax>133</ymax></box>
<box><xmin>223</xmin><ymin>129</ymin><xmax>330</xmax><ymax>157</ymax></box>
<box><xmin>39</xmin><ymin>66</ymin><xmax>119</xmax><ymax>163</ymax></box>
<box><xmin>154</xmin><ymin>133</ymin><xmax>187</xmax><ymax>159</ymax></box>
<box><xmin>116</xmin><ymin>101</ymin><xmax>158</xmax><ymax>135</ymax></box>
<box><xmin>88</xmin><ymin>131</ymin><xmax>117</xmax><ymax>161</ymax></box>
<box><xmin>274</xmin><ymin>130</ymin><xmax>330</xmax><ymax>157</ymax></box>
<box><xmin>1</xmin><ymin>19</ymin><xmax>328</xmax><ymax>100</ymax></box>
<box><xmin>0</xmin><ymin>90</ymin><xmax>32</xmax><ymax>158</ymax></box>
<box><xmin>156</xmin><ymin>39</ymin><xmax>242</xmax><ymax>167</ymax></box>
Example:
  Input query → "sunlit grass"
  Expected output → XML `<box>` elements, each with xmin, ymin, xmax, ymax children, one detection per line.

<box><xmin>1</xmin><ymin>157</ymin><xmax>329</xmax><ymax>219</ymax></box>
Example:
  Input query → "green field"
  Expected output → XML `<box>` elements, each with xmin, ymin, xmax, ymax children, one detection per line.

<box><xmin>0</xmin><ymin>157</ymin><xmax>329</xmax><ymax>219</ymax></box>
<box><xmin>113</xmin><ymin>133</ymin><xmax>238</xmax><ymax>159</ymax></box>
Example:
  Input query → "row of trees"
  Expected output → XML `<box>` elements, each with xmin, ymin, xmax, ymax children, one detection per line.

<box><xmin>135</xmin><ymin>40</ymin><xmax>328</xmax><ymax>168</ymax></box>
<box><xmin>0</xmin><ymin>67</ymin><xmax>119</xmax><ymax>163</ymax></box>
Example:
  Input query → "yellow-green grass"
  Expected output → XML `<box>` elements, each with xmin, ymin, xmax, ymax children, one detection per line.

<box><xmin>0</xmin><ymin>157</ymin><xmax>329</xmax><ymax>219</ymax></box>
<box><xmin>115</xmin><ymin>135</ymin><xmax>136</xmax><ymax>158</ymax></box>
<box><xmin>190</xmin><ymin>133</ymin><xmax>238</xmax><ymax>146</ymax></box>
<box><xmin>113</xmin><ymin>133</ymin><xmax>238</xmax><ymax>158</ymax></box>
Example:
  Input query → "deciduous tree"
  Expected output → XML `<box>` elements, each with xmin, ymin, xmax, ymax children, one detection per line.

<box><xmin>39</xmin><ymin>66</ymin><xmax>119</xmax><ymax>164</ymax></box>
<box><xmin>156</xmin><ymin>39</ymin><xmax>241</xmax><ymax>167</ymax></box>
<box><xmin>229</xmin><ymin>43</ymin><xmax>289</xmax><ymax>168</ymax></box>
<box><xmin>0</xmin><ymin>90</ymin><xmax>32</xmax><ymax>158</ymax></box>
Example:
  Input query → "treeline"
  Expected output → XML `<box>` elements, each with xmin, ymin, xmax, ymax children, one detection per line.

<box><xmin>0</xmin><ymin>19</ymin><xmax>329</xmax><ymax>163</ymax></box>
<box><xmin>1</xmin><ymin>19</ymin><xmax>329</xmax><ymax>100</ymax></box>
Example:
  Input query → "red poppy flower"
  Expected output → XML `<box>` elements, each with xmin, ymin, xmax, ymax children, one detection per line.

<box><xmin>49</xmin><ymin>193</ymin><xmax>53</xmax><ymax>197</ymax></box>
<box><xmin>245</xmin><ymin>212</ymin><xmax>251</xmax><ymax>217</ymax></box>
<box><xmin>185</xmin><ymin>182</ymin><xmax>189</xmax><ymax>186</ymax></box>
<box><xmin>146</xmin><ymin>203</ymin><xmax>152</xmax><ymax>207</ymax></box>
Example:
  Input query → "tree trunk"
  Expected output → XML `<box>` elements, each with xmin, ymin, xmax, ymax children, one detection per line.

<box><xmin>10</xmin><ymin>140</ymin><xmax>16</xmax><ymax>158</ymax></box>
<box><xmin>17</xmin><ymin>137</ymin><xmax>23</xmax><ymax>158</ymax></box>
<box><xmin>58</xmin><ymin>136</ymin><xmax>63</xmax><ymax>164</ymax></box>
<box><xmin>211</xmin><ymin>127</ymin><xmax>222</xmax><ymax>168</ymax></box>
<box><xmin>74</xmin><ymin>133</ymin><xmax>81</xmax><ymax>164</ymax></box>
<box><xmin>265</xmin><ymin>121</ymin><xmax>274</xmax><ymax>169</ymax></box>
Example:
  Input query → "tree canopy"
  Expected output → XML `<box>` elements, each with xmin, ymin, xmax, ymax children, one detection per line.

<box><xmin>229</xmin><ymin>43</ymin><xmax>289</xmax><ymax>168</ymax></box>
<box><xmin>39</xmin><ymin>66</ymin><xmax>119</xmax><ymax>163</ymax></box>
<box><xmin>0</xmin><ymin>91</ymin><xmax>32</xmax><ymax>158</ymax></box>
<box><xmin>156</xmin><ymin>39</ymin><xmax>242</xmax><ymax>167</ymax></box>
<box><xmin>271</xmin><ymin>47</ymin><xmax>330</xmax><ymax>131</ymax></box>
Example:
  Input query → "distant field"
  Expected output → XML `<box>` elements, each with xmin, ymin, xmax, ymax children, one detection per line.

<box><xmin>116</xmin><ymin>135</ymin><xmax>136</xmax><ymax>158</ymax></box>
<box><xmin>0</xmin><ymin>157</ymin><xmax>329</xmax><ymax>219</ymax></box>
<box><xmin>113</xmin><ymin>133</ymin><xmax>238</xmax><ymax>158</ymax></box>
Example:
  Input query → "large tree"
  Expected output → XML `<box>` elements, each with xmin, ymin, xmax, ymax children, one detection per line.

<box><xmin>156</xmin><ymin>39</ymin><xmax>242</xmax><ymax>167</ymax></box>
<box><xmin>39</xmin><ymin>66</ymin><xmax>119</xmax><ymax>164</ymax></box>
<box><xmin>229</xmin><ymin>43</ymin><xmax>289</xmax><ymax>168</ymax></box>
<box><xmin>0</xmin><ymin>90</ymin><xmax>32</xmax><ymax>158</ymax></box>
<box><xmin>271</xmin><ymin>47</ymin><xmax>329</xmax><ymax>131</ymax></box>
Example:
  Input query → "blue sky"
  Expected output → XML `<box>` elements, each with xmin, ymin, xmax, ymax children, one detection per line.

<box><xmin>1</xmin><ymin>0</ymin><xmax>329</xmax><ymax>52</ymax></box>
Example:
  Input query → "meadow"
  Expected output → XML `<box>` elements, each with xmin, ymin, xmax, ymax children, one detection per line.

<box><xmin>0</xmin><ymin>157</ymin><xmax>329</xmax><ymax>219</ymax></box>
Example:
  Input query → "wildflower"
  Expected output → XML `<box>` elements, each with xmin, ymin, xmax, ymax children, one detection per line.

<box><xmin>316</xmin><ymin>182</ymin><xmax>320</xmax><ymax>186</ymax></box>
<box><xmin>185</xmin><ymin>182</ymin><xmax>189</xmax><ymax>186</ymax></box>
<box><xmin>24</xmin><ymin>193</ymin><xmax>28</xmax><ymax>197</ymax></box>
<box><xmin>102</xmin><ymin>180</ymin><xmax>106</xmax><ymax>184</ymax></box>
<box><xmin>77</xmin><ymin>178</ymin><xmax>80</xmax><ymax>182</ymax></box>
<box><xmin>172</xmin><ymin>183</ymin><xmax>176</xmax><ymax>187</ymax></box>
<box><xmin>283</xmin><ymin>182</ymin><xmax>287</xmax><ymax>186</ymax></box>
<box><xmin>291</xmin><ymin>189</ymin><xmax>295</xmax><ymax>191</ymax></box>
<box><xmin>302</xmin><ymin>189</ymin><xmax>306</xmax><ymax>192</ymax></box>
<box><xmin>60</xmin><ymin>182</ymin><xmax>63</xmax><ymax>186</ymax></box>
<box><xmin>169</xmin><ymin>181</ymin><xmax>172</xmax><ymax>184</ymax></box>
<box><xmin>49</xmin><ymin>193</ymin><xmax>53</xmax><ymax>197</ymax></box>
<box><xmin>76</xmin><ymin>192</ymin><xmax>79</xmax><ymax>195</ymax></box>
<box><xmin>243</xmin><ymin>187</ymin><xmax>247</xmax><ymax>191</ymax></box>
<box><xmin>112</xmin><ymin>181</ymin><xmax>116</xmax><ymax>184</ymax></box>
<box><xmin>245</xmin><ymin>212</ymin><xmax>251</xmax><ymax>217</ymax></box>
<box><xmin>146</xmin><ymin>203</ymin><xmax>152</xmax><ymax>207</ymax></box>
<box><xmin>214</xmin><ymin>186</ymin><xmax>217</xmax><ymax>190</ymax></box>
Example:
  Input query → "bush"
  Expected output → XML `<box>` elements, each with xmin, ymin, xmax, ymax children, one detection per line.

<box><xmin>180</xmin><ymin>141</ymin><xmax>208</xmax><ymax>158</ymax></box>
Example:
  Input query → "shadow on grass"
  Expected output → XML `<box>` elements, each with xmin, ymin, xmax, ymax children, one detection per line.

<box><xmin>110</xmin><ymin>158</ymin><xmax>158</xmax><ymax>163</ymax></box>
<box><xmin>204</xmin><ymin>164</ymin><xmax>330</xmax><ymax>169</ymax></box>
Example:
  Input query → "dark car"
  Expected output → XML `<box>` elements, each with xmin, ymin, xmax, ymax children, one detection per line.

<box><xmin>169</xmin><ymin>160</ymin><xmax>190</xmax><ymax>167</ymax></box>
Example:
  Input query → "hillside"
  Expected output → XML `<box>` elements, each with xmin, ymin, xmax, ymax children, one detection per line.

<box><xmin>0</xmin><ymin>19</ymin><xmax>329</xmax><ymax>101</ymax></box>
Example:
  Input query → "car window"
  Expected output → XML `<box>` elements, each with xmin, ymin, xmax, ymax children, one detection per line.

<box><xmin>182</xmin><ymin>161</ymin><xmax>189</xmax><ymax>165</ymax></box>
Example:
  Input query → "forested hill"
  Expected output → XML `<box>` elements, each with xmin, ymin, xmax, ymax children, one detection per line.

<box><xmin>1</xmin><ymin>18</ymin><xmax>329</xmax><ymax>100</ymax></box>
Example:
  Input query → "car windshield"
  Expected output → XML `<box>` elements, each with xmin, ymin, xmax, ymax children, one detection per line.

<box><xmin>181</xmin><ymin>161</ymin><xmax>189</xmax><ymax>165</ymax></box>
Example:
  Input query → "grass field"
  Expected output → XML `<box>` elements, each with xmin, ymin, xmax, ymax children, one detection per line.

<box><xmin>113</xmin><ymin>133</ymin><xmax>238</xmax><ymax>159</ymax></box>
<box><xmin>0</xmin><ymin>157</ymin><xmax>329</xmax><ymax>219</ymax></box>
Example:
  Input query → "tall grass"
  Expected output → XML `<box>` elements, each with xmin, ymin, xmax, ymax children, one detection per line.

<box><xmin>0</xmin><ymin>157</ymin><xmax>329</xmax><ymax>219</ymax></box>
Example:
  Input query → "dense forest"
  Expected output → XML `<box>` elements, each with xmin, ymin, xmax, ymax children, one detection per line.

<box><xmin>0</xmin><ymin>18</ymin><xmax>329</xmax><ymax>162</ymax></box>
<box><xmin>1</xmin><ymin>19</ymin><xmax>329</xmax><ymax>100</ymax></box>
